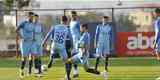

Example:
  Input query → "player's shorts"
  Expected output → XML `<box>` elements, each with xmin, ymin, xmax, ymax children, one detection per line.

<box><xmin>32</xmin><ymin>42</ymin><xmax>43</xmax><ymax>56</ymax></box>
<box><xmin>50</xmin><ymin>43</ymin><xmax>68</xmax><ymax>62</ymax></box>
<box><xmin>20</xmin><ymin>40</ymin><xmax>37</xmax><ymax>57</ymax></box>
<box><xmin>72</xmin><ymin>35</ymin><xmax>80</xmax><ymax>53</ymax></box>
<box><xmin>71</xmin><ymin>49</ymin><xmax>89</xmax><ymax>65</ymax></box>
<box><xmin>96</xmin><ymin>43</ymin><xmax>111</xmax><ymax>58</ymax></box>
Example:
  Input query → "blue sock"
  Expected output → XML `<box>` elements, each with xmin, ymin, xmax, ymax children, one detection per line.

<box><xmin>34</xmin><ymin>58</ymin><xmax>38</xmax><ymax>69</ymax></box>
<box><xmin>29</xmin><ymin>60</ymin><xmax>33</xmax><ymax>74</ymax></box>
<box><xmin>74</xmin><ymin>64</ymin><xmax>78</xmax><ymax>70</ymax></box>
<box><xmin>48</xmin><ymin>54</ymin><xmax>55</xmax><ymax>68</ymax></box>
<box><xmin>38</xmin><ymin>58</ymin><xmax>42</xmax><ymax>74</ymax></box>
<box><xmin>21</xmin><ymin>60</ymin><xmax>26</xmax><ymax>70</ymax></box>
<box><xmin>65</xmin><ymin>63</ymin><xmax>71</xmax><ymax>79</ymax></box>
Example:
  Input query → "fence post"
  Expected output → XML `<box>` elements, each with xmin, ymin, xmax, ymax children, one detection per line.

<box><xmin>64</xmin><ymin>9</ymin><xmax>66</xmax><ymax>16</ymax></box>
<box><xmin>111</xmin><ymin>8</ymin><xmax>117</xmax><ymax>56</ymax></box>
<box><xmin>15</xmin><ymin>9</ymin><xmax>18</xmax><ymax>27</ymax></box>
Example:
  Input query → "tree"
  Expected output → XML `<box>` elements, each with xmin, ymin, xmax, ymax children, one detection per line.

<box><xmin>116</xmin><ymin>14</ymin><xmax>137</xmax><ymax>32</ymax></box>
<box><xmin>3</xmin><ymin>0</ymin><xmax>14</xmax><ymax>14</ymax></box>
<box><xmin>79</xmin><ymin>11</ymin><xmax>102</xmax><ymax>23</ymax></box>
<box><xmin>17</xmin><ymin>0</ymin><xmax>31</xmax><ymax>9</ymax></box>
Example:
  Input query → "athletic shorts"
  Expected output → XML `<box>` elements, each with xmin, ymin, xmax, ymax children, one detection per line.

<box><xmin>96</xmin><ymin>43</ymin><xmax>111</xmax><ymax>57</ymax></box>
<box><xmin>20</xmin><ymin>40</ymin><xmax>36</xmax><ymax>57</ymax></box>
<box><xmin>50</xmin><ymin>43</ymin><xmax>68</xmax><ymax>62</ymax></box>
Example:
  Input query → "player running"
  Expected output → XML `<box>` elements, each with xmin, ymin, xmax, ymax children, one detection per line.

<box><xmin>69</xmin><ymin>11</ymin><xmax>80</xmax><ymax>78</ymax></box>
<box><xmin>16</xmin><ymin>12</ymin><xmax>35</xmax><ymax>78</ymax></box>
<box><xmin>32</xmin><ymin>14</ymin><xmax>44</xmax><ymax>76</ymax></box>
<box><xmin>42</xmin><ymin>16</ymin><xmax>72</xmax><ymax>80</ymax></box>
<box><xmin>94</xmin><ymin>16</ymin><xmax>114</xmax><ymax>79</ymax></box>
<box><xmin>67</xmin><ymin>24</ymin><xmax>100</xmax><ymax>75</ymax></box>
<box><xmin>154</xmin><ymin>8</ymin><xmax>160</xmax><ymax>60</ymax></box>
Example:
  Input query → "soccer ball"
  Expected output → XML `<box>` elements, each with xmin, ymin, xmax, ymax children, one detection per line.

<box><xmin>101</xmin><ymin>71</ymin><xmax>108</xmax><ymax>80</ymax></box>
<box><xmin>41</xmin><ymin>64</ymin><xmax>47</xmax><ymax>71</ymax></box>
<box><xmin>156</xmin><ymin>77</ymin><xmax>160</xmax><ymax>80</ymax></box>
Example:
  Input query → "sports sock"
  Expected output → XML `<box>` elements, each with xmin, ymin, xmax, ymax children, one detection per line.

<box><xmin>65</xmin><ymin>63</ymin><xmax>72</xmax><ymax>79</ymax></box>
<box><xmin>95</xmin><ymin>57</ymin><xmax>100</xmax><ymax>70</ymax></box>
<box><xmin>105</xmin><ymin>57</ymin><xmax>109</xmax><ymax>71</ymax></box>
<box><xmin>21</xmin><ymin>60</ymin><xmax>26</xmax><ymax>70</ymax></box>
<box><xmin>29</xmin><ymin>59</ymin><xmax>33</xmax><ymax>74</ymax></box>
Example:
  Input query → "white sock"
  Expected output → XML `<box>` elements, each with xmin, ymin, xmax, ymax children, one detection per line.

<box><xmin>74</xmin><ymin>69</ymin><xmax>78</xmax><ymax>75</ymax></box>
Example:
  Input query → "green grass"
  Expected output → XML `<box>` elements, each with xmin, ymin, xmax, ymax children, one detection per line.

<box><xmin>0</xmin><ymin>57</ymin><xmax>160</xmax><ymax>80</ymax></box>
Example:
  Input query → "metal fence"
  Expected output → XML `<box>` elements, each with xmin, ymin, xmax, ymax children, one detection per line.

<box><xmin>0</xmin><ymin>7</ymin><xmax>157</xmax><ymax>57</ymax></box>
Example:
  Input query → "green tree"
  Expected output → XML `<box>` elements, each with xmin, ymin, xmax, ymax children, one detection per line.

<box><xmin>17</xmin><ymin>0</ymin><xmax>30</xmax><ymax>9</ymax></box>
<box><xmin>4</xmin><ymin>0</ymin><xmax>31</xmax><ymax>14</ymax></box>
<box><xmin>3</xmin><ymin>0</ymin><xmax>14</xmax><ymax>14</ymax></box>
<box><xmin>116</xmin><ymin>14</ymin><xmax>137</xmax><ymax>32</ymax></box>
<box><xmin>79</xmin><ymin>11</ymin><xmax>101</xmax><ymax>23</ymax></box>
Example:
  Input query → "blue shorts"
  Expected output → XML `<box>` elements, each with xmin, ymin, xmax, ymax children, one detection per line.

<box><xmin>50</xmin><ymin>43</ymin><xmax>68</xmax><ymax>62</ymax></box>
<box><xmin>71</xmin><ymin>49</ymin><xmax>89</xmax><ymax>65</ymax></box>
<box><xmin>72</xmin><ymin>35</ymin><xmax>80</xmax><ymax>53</ymax></box>
<box><xmin>96</xmin><ymin>43</ymin><xmax>111</xmax><ymax>57</ymax></box>
<box><xmin>32</xmin><ymin>42</ymin><xmax>43</xmax><ymax>56</ymax></box>
<box><xmin>20</xmin><ymin>40</ymin><xmax>36</xmax><ymax>57</ymax></box>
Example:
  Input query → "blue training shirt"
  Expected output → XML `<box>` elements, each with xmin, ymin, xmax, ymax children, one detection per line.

<box><xmin>78</xmin><ymin>32</ymin><xmax>90</xmax><ymax>50</ymax></box>
<box><xmin>18</xmin><ymin>20</ymin><xmax>34</xmax><ymax>40</ymax></box>
<box><xmin>155</xmin><ymin>17</ymin><xmax>160</xmax><ymax>44</ymax></box>
<box><xmin>70</xmin><ymin>20</ymin><xmax>80</xmax><ymax>38</ymax></box>
<box><xmin>95</xmin><ymin>24</ymin><xmax>113</xmax><ymax>44</ymax></box>
<box><xmin>43</xmin><ymin>24</ymin><xmax>72</xmax><ymax>46</ymax></box>
<box><xmin>34</xmin><ymin>22</ymin><xmax>44</xmax><ymax>45</ymax></box>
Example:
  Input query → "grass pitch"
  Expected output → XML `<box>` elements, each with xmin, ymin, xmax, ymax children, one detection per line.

<box><xmin>0</xmin><ymin>57</ymin><xmax>160</xmax><ymax>80</ymax></box>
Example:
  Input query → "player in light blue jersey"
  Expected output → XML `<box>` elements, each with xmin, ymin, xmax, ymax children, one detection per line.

<box><xmin>16</xmin><ymin>12</ymin><xmax>35</xmax><ymax>78</ymax></box>
<box><xmin>42</xmin><ymin>16</ymin><xmax>72</xmax><ymax>80</ymax></box>
<box><xmin>94</xmin><ymin>16</ymin><xmax>114</xmax><ymax>75</ymax></box>
<box><xmin>154</xmin><ymin>8</ymin><xmax>160</xmax><ymax>60</ymax></box>
<box><xmin>67</xmin><ymin>24</ymin><xmax>100</xmax><ymax>75</ymax></box>
<box><xmin>33</xmin><ymin>14</ymin><xmax>44</xmax><ymax>76</ymax></box>
<box><xmin>69</xmin><ymin>11</ymin><xmax>80</xmax><ymax>78</ymax></box>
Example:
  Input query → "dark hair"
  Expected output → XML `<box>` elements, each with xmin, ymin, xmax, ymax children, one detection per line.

<box><xmin>81</xmin><ymin>23</ymin><xmax>88</xmax><ymax>30</ymax></box>
<box><xmin>28</xmin><ymin>12</ymin><xmax>34</xmax><ymax>16</ymax></box>
<box><xmin>34</xmin><ymin>14</ymin><xmax>39</xmax><ymax>17</ymax></box>
<box><xmin>71</xmin><ymin>11</ymin><xmax>77</xmax><ymax>15</ymax></box>
<box><xmin>103</xmin><ymin>16</ymin><xmax>109</xmax><ymax>19</ymax></box>
<box><xmin>61</xmin><ymin>16</ymin><xmax>68</xmax><ymax>22</ymax></box>
<box><xmin>155</xmin><ymin>8</ymin><xmax>160</xmax><ymax>14</ymax></box>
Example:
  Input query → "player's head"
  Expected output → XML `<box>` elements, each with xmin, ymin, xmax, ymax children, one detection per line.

<box><xmin>71</xmin><ymin>11</ymin><xmax>77</xmax><ymax>20</ymax></box>
<box><xmin>27</xmin><ymin>12</ymin><xmax>34</xmax><ymax>22</ymax></box>
<box><xmin>61</xmin><ymin>15</ymin><xmax>68</xmax><ymax>24</ymax></box>
<box><xmin>155</xmin><ymin>8</ymin><xmax>160</xmax><ymax>17</ymax></box>
<box><xmin>34</xmin><ymin>14</ymin><xmax>39</xmax><ymax>23</ymax></box>
<box><xmin>102</xmin><ymin>16</ymin><xmax>109</xmax><ymax>24</ymax></box>
<box><xmin>80</xmin><ymin>23</ymin><xmax>88</xmax><ymax>32</ymax></box>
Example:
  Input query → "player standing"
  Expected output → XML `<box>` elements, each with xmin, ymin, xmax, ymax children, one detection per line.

<box><xmin>64</xmin><ymin>25</ymin><xmax>73</xmax><ymax>79</ymax></box>
<box><xmin>16</xmin><ymin>12</ymin><xmax>35</xmax><ymax>78</ymax></box>
<box><xmin>94</xmin><ymin>16</ymin><xmax>114</xmax><ymax>79</ymax></box>
<box><xmin>154</xmin><ymin>8</ymin><xmax>160</xmax><ymax>60</ymax></box>
<box><xmin>67</xmin><ymin>24</ymin><xmax>100</xmax><ymax>75</ymax></box>
<box><xmin>33</xmin><ymin>14</ymin><xmax>44</xmax><ymax>76</ymax></box>
<box><xmin>42</xmin><ymin>16</ymin><xmax>72</xmax><ymax>80</ymax></box>
<box><xmin>69</xmin><ymin>11</ymin><xmax>80</xmax><ymax>78</ymax></box>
